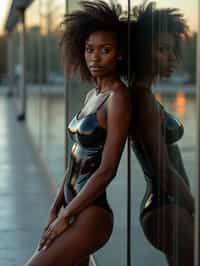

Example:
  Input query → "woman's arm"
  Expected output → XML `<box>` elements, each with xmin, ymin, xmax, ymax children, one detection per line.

<box><xmin>62</xmin><ymin>87</ymin><xmax>131</xmax><ymax>221</ymax></box>
<box><xmin>138</xmin><ymin>92</ymin><xmax>194</xmax><ymax>215</ymax></box>
<box><xmin>49</xmin><ymin>168</ymin><xmax>69</xmax><ymax>215</ymax></box>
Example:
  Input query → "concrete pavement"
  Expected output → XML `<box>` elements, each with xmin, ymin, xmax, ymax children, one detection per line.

<box><xmin>0</xmin><ymin>95</ymin><xmax>55</xmax><ymax>265</ymax></box>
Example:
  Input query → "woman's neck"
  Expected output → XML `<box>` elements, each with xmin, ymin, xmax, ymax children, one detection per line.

<box><xmin>95</xmin><ymin>74</ymin><xmax>120</xmax><ymax>93</ymax></box>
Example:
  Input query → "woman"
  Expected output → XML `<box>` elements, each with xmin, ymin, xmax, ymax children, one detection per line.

<box><xmin>129</xmin><ymin>2</ymin><xmax>194</xmax><ymax>265</ymax></box>
<box><xmin>25</xmin><ymin>1</ymin><xmax>130</xmax><ymax>266</ymax></box>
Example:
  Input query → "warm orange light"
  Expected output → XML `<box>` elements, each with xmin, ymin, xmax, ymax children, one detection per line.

<box><xmin>154</xmin><ymin>91</ymin><xmax>163</xmax><ymax>103</ymax></box>
<box><xmin>0</xmin><ymin>0</ymin><xmax>10</xmax><ymax>35</ymax></box>
<box><xmin>174</xmin><ymin>90</ymin><xmax>186</xmax><ymax>118</ymax></box>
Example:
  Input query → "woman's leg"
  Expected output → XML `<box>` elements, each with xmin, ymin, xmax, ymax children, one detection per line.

<box><xmin>25</xmin><ymin>206</ymin><xmax>113</xmax><ymax>266</ymax></box>
<box><xmin>141</xmin><ymin>205</ymin><xmax>194</xmax><ymax>266</ymax></box>
<box><xmin>75</xmin><ymin>256</ymin><xmax>90</xmax><ymax>266</ymax></box>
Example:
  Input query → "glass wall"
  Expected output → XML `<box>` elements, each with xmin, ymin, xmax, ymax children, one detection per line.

<box><xmin>130</xmin><ymin>1</ymin><xmax>198</xmax><ymax>265</ymax></box>
<box><xmin>9</xmin><ymin>0</ymin><xmax>198</xmax><ymax>265</ymax></box>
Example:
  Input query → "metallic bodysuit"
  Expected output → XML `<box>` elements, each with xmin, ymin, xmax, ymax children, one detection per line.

<box><xmin>64</xmin><ymin>93</ymin><xmax>112</xmax><ymax>213</ymax></box>
<box><xmin>131</xmin><ymin>101</ymin><xmax>190</xmax><ymax>221</ymax></box>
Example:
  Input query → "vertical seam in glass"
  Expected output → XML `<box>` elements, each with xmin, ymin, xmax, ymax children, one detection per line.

<box><xmin>194</xmin><ymin>0</ymin><xmax>200</xmax><ymax>265</ymax></box>
<box><xmin>127</xmin><ymin>0</ymin><xmax>131</xmax><ymax>266</ymax></box>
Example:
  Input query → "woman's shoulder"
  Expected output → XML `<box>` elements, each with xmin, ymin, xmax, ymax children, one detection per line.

<box><xmin>110</xmin><ymin>81</ymin><xmax>129</xmax><ymax>100</ymax></box>
<box><xmin>108</xmin><ymin>83</ymin><xmax>131</xmax><ymax>116</ymax></box>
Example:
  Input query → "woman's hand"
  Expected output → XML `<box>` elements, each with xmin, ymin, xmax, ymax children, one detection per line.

<box><xmin>38</xmin><ymin>214</ymin><xmax>70</xmax><ymax>251</ymax></box>
<box><xmin>45</xmin><ymin>210</ymin><xmax>58</xmax><ymax>231</ymax></box>
<box><xmin>37</xmin><ymin>210</ymin><xmax>58</xmax><ymax>251</ymax></box>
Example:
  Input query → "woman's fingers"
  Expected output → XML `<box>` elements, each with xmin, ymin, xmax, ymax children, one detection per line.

<box><xmin>42</xmin><ymin>214</ymin><xmax>57</xmax><ymax>234</ymax></box>
<box><xmin>38</xmin><ymin>217</ymin><xmax>70</xmax><ymax>251</ymax></box>
<box><xmin>44</xmin><ymin>220</ymin><xmax>53</xmax><ymax>232</ymax></box>
<box><xmin>42</xmin><ymin>231</ymin><xmax>58</xmax><ymax>250</ymax></box>
<box><xmin>38</xmin><ymin>228</ymin><xmax>51</xmax><ymax>250</ymax></box>
<box><xmin>43</xmin><ymin>224</ymin><xmax>49</xmax><ymax>232</ymax></box>
<box><xmin>39</xmin><ymin>223</ymin><xmax>51</xmax><ymax>245</ymax></box>
<box><xmin>38</xmin><ymin>237</ymin><xmax>47</xmax><ymax>250</ymax></box>
<box><xmin>39</xmin><ymin>225</ymin><xmax>59</xmax><ymax>250</ymax></box>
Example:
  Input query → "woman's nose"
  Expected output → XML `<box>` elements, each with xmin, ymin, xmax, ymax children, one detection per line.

<box><xmin>91</xmin><ymin>51</ymin><xmax>100</xmax><ymax>62</ymax></box>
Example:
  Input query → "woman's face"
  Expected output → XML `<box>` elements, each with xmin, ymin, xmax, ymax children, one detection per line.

<box><xmin>152</xmin><ymin>32</ymin><xmax>177</xmax><ymax>78</ymax></box>
<box><xmin>84</xmin><ymin>31</ymin><xmax>120</xmax><ymax>79</ymax></box>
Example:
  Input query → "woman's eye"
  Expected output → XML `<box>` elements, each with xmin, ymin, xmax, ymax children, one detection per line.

<box><xmin>101</xmin><ymin>47</ymin><xmax>111</xmax><ymax>53</ymax></box>
<box><xmin>86</xmin><ymin>47</ymin><xmax>93</xmax><ymax>53</ymax></box>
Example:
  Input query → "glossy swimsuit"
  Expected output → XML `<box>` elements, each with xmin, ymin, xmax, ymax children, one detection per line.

<box><xmin>131</xmin><ymin>102</ymin><xmax>190</xmax><ymax>222</ymax></box>
<box><xmin>64</xmin><ymin>93</ymin><xmax>112</xmax><ymax>213</ymax></box>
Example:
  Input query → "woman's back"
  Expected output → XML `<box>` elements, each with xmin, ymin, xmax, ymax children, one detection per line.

<box><xmin>129</xmin><ymin>87</ymin><xmax>191</xmax><ymax>221</ymax></box>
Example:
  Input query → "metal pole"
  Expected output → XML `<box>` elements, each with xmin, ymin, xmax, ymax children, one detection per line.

<box><xmin>7</xmin><ymin>33</ymin><xmax>14</xmax><ymax>97</ymax></box>
<box><xmin>195</xmin><ymin>0</ymin><xmax>200</xmax><ymax>264</ymax></box>
<box><xmin>46</xmin><ymin>0</ymin><xmax>51</xmax><ymax>83</ymax></box>
<box><xmin>17</xmin><ymin>8</ymin><xmax>26</xmax><ymax>121</ymax></box>
<box><xmin>39</xmin><ymin>0</ymin><xmax>43</xmax><ymax>148</ymax></box>
<box><xmin>64</xmin><ymin>0</ymin><xmax>69</xmax><ymax>169</ymax></box>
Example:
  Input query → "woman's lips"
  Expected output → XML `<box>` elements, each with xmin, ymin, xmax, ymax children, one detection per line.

<box><xmin>89</xmin><ymin>66</ymin><xmax>103</xmax><ymax>72</ymax></box>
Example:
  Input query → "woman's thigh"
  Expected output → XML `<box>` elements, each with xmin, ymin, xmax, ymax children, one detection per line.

<box><xmin>75</xmin><ymin>256</ymin><xmax>89</xmax><ymax>266</ymax></box>
<box><xmin>141</xmin><ymin>205</ymin><xmax>194</xmax><ymax>266</ymax></box>
<box><xmin>25</xmin><ymin>206</ymin><xmax>113</xmax><ymax>266</ymax></box>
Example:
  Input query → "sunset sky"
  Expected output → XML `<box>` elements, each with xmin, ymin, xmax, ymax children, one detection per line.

<box><xmin>0</xmin><ymin>0</ymin><xmax>11</xmax><ymax>35</ymax></box>
<box><xmin>0</xmin><ymin>0</ymin><xmax>198</xmax><ymax>35</ymax></box>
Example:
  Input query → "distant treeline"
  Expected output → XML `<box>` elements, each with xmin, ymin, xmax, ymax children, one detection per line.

<box><xmin>0</xmin><ymin>29</ymin><xmax>197</xmax><ymax>84</ymax></box>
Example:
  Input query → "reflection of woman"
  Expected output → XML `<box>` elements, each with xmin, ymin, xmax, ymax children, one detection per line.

<box><xmin>25</xmin><ymin>1</ymin><xmax>130</xmax><ymax>266</ymax></box>
<box><xmin>129</xmin><ymin>2</ymin><xmax>194</xmax><ymax>265</ymax></box>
